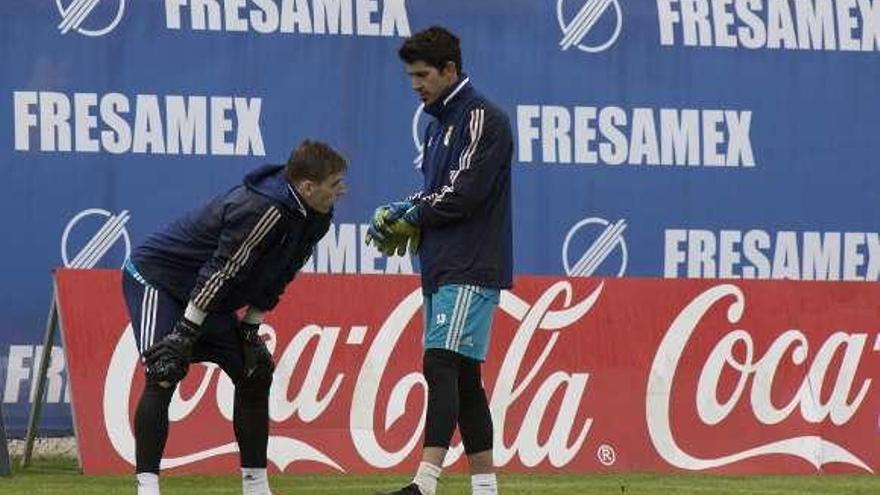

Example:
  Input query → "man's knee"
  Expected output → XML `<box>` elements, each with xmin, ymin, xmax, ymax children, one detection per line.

<box><xmin>423</xmin><ymin>348</ymin><xmax>461</xmax><ymax>385</ymax></box>
<box><xmin>142</xmin><ymin>378</ymin><xmax>176</xmax><ymax>403</ymax></box>
<box><xmin>458</xmin><ymin>358</ymin><xmax>485</xmax><ymax>401</ymax></box>
<box><xmin>457</xmin><ymin>359</ymin><xmax>493</xmax><ymax>454</ymax></box>
<box><xmin>235</xmin><ymin>369</ymin><xmax>272</xmax><ymax>399</ymax></box>
<box><xmin>422</xmin><ymin>349</ymin><xmax>461</xmax><ymax>448</ymax></box>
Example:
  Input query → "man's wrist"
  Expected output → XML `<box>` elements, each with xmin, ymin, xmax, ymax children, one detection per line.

<box><xmin>242</xmin><ymin>307</ymin><xmax>266</xmax><ymax>325</ymax></box>
<box><xmin>404</xmin><ymin>202</ymin><xmax>422</xmax><ymax>226</ymax></box>
<box><xmin>184</xmin><ymin>302</ymin><xmax>207</xmax><ymax>325</ymax></box>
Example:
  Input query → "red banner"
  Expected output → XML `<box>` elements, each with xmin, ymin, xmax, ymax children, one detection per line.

<box><xmin>56</xmin><ymin>269</ymin><xmax>880</xmax><ymax>475</ymax></box>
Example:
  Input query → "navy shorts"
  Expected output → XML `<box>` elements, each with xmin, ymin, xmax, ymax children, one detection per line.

<box><xmin>121</xmin><ymin>259</ymin><xmax>246</xmax><ymax>381</ymax></box>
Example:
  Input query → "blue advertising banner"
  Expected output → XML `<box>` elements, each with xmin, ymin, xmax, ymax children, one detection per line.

<box><xmin>2</xmin><ymin>0</ymin><xmax>878</xmax><ymax>434</ymax></box>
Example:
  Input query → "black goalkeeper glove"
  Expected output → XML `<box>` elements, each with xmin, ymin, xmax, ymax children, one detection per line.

<box><xmin>143</xmin><ymin>317</ymin><xmax>201</xmax><ymax>387</ymax></box>
<box><xmin>238</xmin><ymin>321</ymin><xmax>275</xmax><ymax>380</ymax></box>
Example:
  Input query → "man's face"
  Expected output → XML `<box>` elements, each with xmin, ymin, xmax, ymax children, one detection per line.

<box><xmin>405</xmin><ymin>60</ymin><xmax>458</xmax><ymax>106</ymax></box>
<box><xmin>301</xmin><ymin>172</ymin><xmax>346</xmax><ymax>214</ymax></box>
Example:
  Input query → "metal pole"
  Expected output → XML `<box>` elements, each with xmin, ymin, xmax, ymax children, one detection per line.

<box><xmin>21</xmin><ymin>283</ymin><xmax>59</xmax><ymax>468</ymax></box>
<box><xmin>0</xmin><ymin>401</ymin><xmax>10</xmax><ymax>476</ymax></box>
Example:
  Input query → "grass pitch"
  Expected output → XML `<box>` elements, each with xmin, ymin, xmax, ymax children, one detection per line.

<box><xmin>3</xmin><ymin>457</ymin><xmax>880</xmax><ymax>494</ymax></box>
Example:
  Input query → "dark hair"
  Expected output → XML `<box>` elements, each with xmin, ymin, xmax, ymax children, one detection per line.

<box><xmin>398</xmin><ymin>26</ymin><xmax>462</xmax><ymax>73</ymax></box>
<box><xmin>285</xmin><ymin>140</ymin><xmax>347</xmax><ymax>183</ymax></box>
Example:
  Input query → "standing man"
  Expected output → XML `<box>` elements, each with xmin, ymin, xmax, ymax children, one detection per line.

<box><xmin>369</xmin><ymin>26</ymin><xmax>513</xmax><ymax>495</ymax></box>
<box><xmin>122</xmin><ymin>140</ymin><xmax>347</xmax><ymax>495</ymax></box>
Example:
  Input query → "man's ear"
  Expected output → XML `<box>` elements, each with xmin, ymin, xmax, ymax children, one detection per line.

<box><xmin>442</xmin><ymin>60</ymin><xmax>458</xmax><ymax>78</ymax></box>
<box><xmin>293</xmin><ymin>179</ymin><xmax>312</xmax><ymax>199</ymax></box>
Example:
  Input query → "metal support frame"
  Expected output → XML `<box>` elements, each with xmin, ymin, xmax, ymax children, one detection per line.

<box><xmin>0</xmin><ymin>399</ymin><xmax>10</xmax><ymax>476</ymax></box>
<box><xmin>20</xmin><ymin>285</ymin><xmax>59</xmax><ymax>468</ymax></box>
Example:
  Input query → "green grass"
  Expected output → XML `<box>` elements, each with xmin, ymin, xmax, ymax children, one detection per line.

<box><xmin>3</xmin><ymin>457</ymin><xmax>880</xmax><ymax>494</ymax></box>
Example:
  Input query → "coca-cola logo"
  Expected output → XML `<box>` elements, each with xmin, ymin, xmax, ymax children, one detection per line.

<box><xmin>646</xmin><ymin>284</ymin><xmax>873</xmax><ymax>472</ymax></box>
<box><xmin>103</xmin><ymin>281</ymin><xmax>604</xmax><ymax>471</ymax></box>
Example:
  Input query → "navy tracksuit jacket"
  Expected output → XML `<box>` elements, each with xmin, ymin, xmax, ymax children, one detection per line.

<box><xmin>413</xmin><ymin>76</ymin><xmax>514</xmax><ymax>293</ymax></box>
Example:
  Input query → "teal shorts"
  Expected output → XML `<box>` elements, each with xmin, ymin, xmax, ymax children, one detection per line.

<box><xmin>423</xmin><ymin>284</ymin><xmax>500</xmax><ymax>362</ymax></box>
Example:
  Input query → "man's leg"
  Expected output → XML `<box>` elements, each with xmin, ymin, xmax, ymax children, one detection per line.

<box><xmin>375</xmin><ymin>348</ymin><xmax>460</xmax><ymax>495</ymax></box>
<box><xmin>379</xmin><ymin>284</ymin><xmax>502</xmax><ymax>495</ymax></box>
<box><xmin>419</xmin><ymin>348</ymin><xmax>464</xmax><ymax>491</ymax></box>
<box><xmin>378</xmin><ymin>285</ymin><xmax>487</xmax><ymax>495</ymax></box>
<box><xmin>234</xmin><ymin>371</ymin><xmax>272</xmax><ymax>495</ymax></box>
<box><xmin>459</xmin><ymin>286</ymin><xmax>501</xmax><ymax>495</ymax></box>
<box><xmin>197</xmin><ymin>314</ymin><xmax>273</xmax><ymax>495</ymax></box>
<box><xmin>134</xmin><ymin>379</ymin><xmax>175</xmax><ymax>492</ymax></box>
<box><xmin>458</xmin><ymin>358</ymin><xmax>498</xmax><ymax>494</ymax></box>
<box><xmin>121</xmin><ymin>264</ymin><xmax>185</xmax><ymax>494</ymax></box>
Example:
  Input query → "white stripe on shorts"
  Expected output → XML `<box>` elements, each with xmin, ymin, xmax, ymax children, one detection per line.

<box><xmin>139</xmin><ymin>286</ymin><xmax>158</xmax><ymax>352</ymax></box>
<box><xmin>449</xmin><ymin>287</ymin><xmax>474</xmax><ymax>352</ymax></box>
<box><xmin>445</xmin><ymin>287</ymin><xmax>465</xmax><ymax>349</ymax></box>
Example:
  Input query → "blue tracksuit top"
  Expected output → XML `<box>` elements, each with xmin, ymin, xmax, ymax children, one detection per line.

<box><xmin>131</xmin><ymin>165</ymin><xmax>331</xmax><ymax>313</ymax></box>
<box><xmin>413</xmin><ymin>76</ymin><xmax>514</xmax><ymax>293</ymax></box>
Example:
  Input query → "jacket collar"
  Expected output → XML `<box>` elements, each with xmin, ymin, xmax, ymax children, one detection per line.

<box><xmin>286</xmin><ymin>183</ymin><xmax>308</xmax><ymax>218</ymax></box>
<box><xmin>424</xmin><ymin>75</ymin><xmax>472</xmax><ymax>119</ymax></box>
<box><xmin>288</xmin><ymin>182</ymin><xmax>336</xmax><ymax>221</ymax></box>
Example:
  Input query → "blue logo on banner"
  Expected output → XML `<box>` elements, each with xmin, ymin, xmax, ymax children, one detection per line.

<box><xmin>563</xmin><ymin>217</ymin><xmax>628</xmax><ymax>277</ymax></box>
<box><xmin>556</xmin><ymin>0</ymin><xmax>623</xmax><ymax>53</ymax></box>
<box><xmin>54</xmin><ymin>0</ymin><xmax>125</xmax><ymax>37</ymax></box>
<box><xmin>61</xmin><ymin>208</ymin><xmax>131</xmax><ymax>268</ymax></box>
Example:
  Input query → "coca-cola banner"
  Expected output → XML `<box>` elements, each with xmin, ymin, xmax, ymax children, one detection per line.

<box><xmin>56</xmin><ymin>269</ymin><xmax>879</xmax><ymax>475</ymax></box>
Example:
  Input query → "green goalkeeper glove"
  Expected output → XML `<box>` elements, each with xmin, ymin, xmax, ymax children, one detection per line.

<box><xmin>365</xmin><ymin>205</ymin><xmax>409</xmax><ymax>256</ymax></box>
<box><xmin>384</xmin><ymin>202</ymin><xmax>421</xmax><ymax>254</ymax></box>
